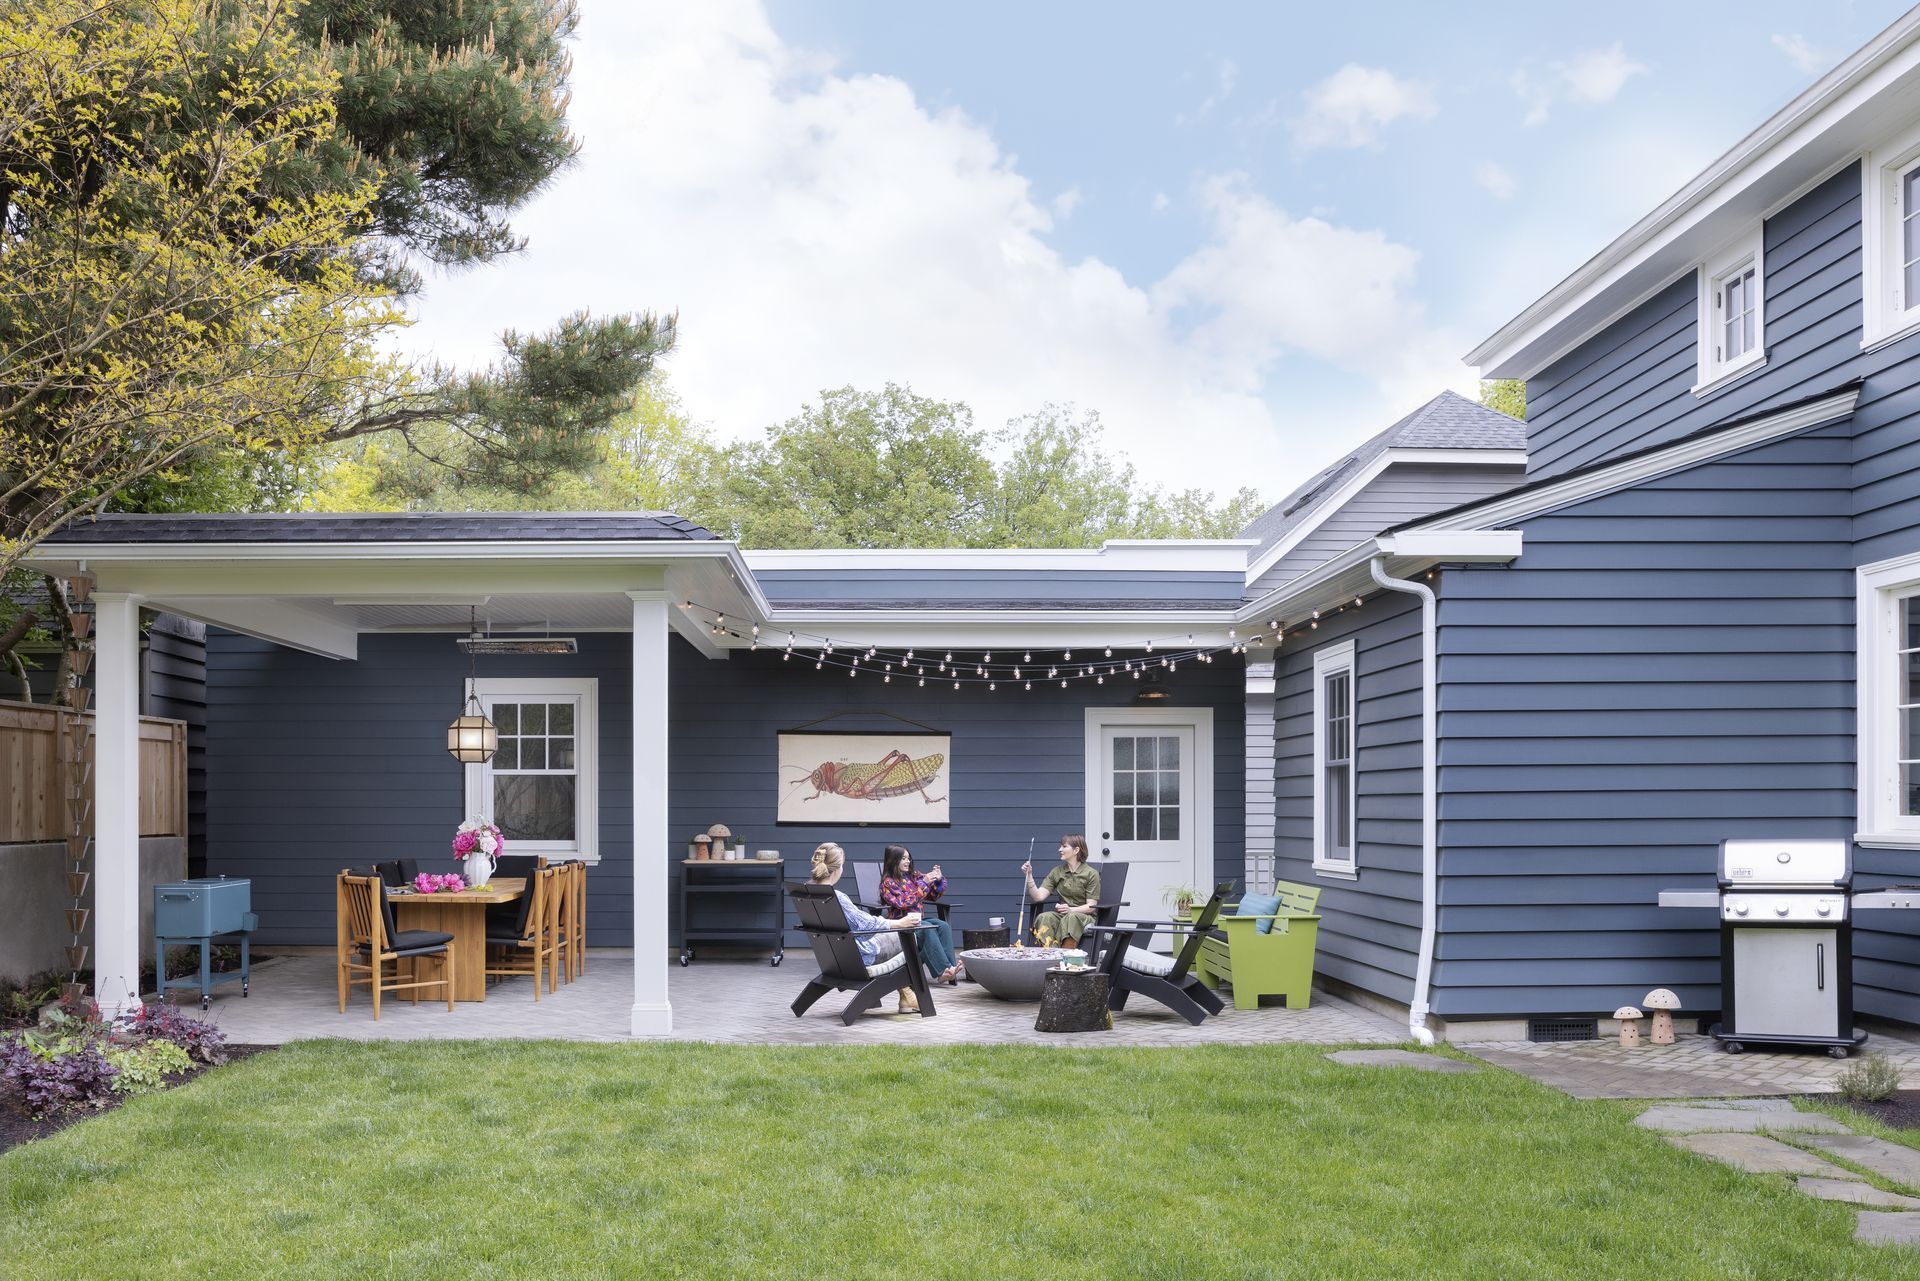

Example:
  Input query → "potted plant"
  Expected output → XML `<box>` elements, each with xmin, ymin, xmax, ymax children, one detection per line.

<box><xmin>1163</xmin><ymin>885</ymin><xmax>1201</xmax><ymax>921</ymax></box>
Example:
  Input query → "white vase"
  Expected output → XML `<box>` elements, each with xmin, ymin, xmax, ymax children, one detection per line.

<box><xmin>464</xmin><ymin>852</ymin><xmax>496</xmax><ymax>888</ymax></box>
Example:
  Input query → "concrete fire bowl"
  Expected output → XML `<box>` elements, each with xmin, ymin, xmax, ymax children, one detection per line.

<box><xmin>959</xmin><ymin>947</ymin><xmax>1086</xmax><ymax>1000</ymax></box>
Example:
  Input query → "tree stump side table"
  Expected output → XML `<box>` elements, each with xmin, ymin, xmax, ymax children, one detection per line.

<box><xmin>1034</xmin><ymin>967</ymin><xmax>1111</xmax><ymax>1033</ymax></box>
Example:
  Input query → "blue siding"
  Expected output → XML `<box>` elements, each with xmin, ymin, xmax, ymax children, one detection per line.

<box><xmin>752</xmin><ymin>568</ymin><xmax>1244</xmax><ymax>605</ymax></box>
<box><xmin>203</xmin><ymin>632</ymin><xmax>1244</xmax><ymax>947</ymax></box>
<box><xmin>1272</xmin><ymin>592</ymin><xmax>1424</xmax><ymax>1004</ymax></box>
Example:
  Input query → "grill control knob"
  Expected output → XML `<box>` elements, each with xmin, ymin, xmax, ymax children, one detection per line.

<box><xmin>1775</xmin><ymin>904</ymin><xmax>1791</xmax><ymax>916</ymax></box>
<box><xmin>1777</xmin><ymin>852</ymin><xmax>1792</xmax><ymax>863</ymax></box>
<box><xmin>1817</xmin><ymin>903</ymin><xmax>1833</xmax><ymax>916</ymax></box>
<box><xmin>1734</xmin><ymin>903</ymin><xmax>1750</xmax><ymax>916</ymax></box>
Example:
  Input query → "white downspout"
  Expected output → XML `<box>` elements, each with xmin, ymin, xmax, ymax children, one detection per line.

<box><xmin>1369</xmin><ymin>555</ymin><xmax>1438</xmax><ymax>1046</ymax></box>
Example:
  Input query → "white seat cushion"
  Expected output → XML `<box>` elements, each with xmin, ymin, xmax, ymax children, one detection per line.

<box><xmin>865</xmin><ymin>951</ymin><xmax>907</xmax><ymax>979</ymax></box>
<box><xmin>1122</xmin><ymin>946</ymin><xmax>1176</xmax><ymax>977</ymax></box>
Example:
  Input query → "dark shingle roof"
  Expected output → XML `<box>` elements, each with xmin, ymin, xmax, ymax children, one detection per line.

<box><xmin>41</xmin><ymin>511</ymin><xmax>715</xmax><ymax>544</ymax></box>
<box><xmin>1239</xmin><ymin>391</ymin><xmax>1526</xmax><ymax>554</ymax></box>
<box><xmin>768</xmin><ymin>599</ymin><xmax>1237</xmax><ymax>612</ymax></box>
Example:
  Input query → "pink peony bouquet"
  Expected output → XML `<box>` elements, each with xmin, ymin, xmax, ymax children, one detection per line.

<box><xmin>452</xmin><ymin>818</ymin><xmax>504</xmax><ymax>861</ymax></box>
<box><xmin>413</xmin><ymin>872</ymin><xmax>467</xmax><ymax>894</ymax></box>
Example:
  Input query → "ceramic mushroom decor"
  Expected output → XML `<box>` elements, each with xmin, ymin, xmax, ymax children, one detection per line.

<box><xmin>1643</xmin><ymin>989</ymin><xmax>1681</xmax><ymax>1045</ymax></box>
<box><xmin>1614</xmin><ymin>1006</ymin><xmax>1644</xmax><ymax>1048</ymax></box>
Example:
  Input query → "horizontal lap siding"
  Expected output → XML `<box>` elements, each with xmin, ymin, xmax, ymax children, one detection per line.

<box><xmin>1431</xmin><ymin>430</ymin><xmax>1857</xmax><ymax>1017</ymax></box>
<box><xmin>204</xmin><ymin>633</ymin><xmax>1244</xmax><ymax>949</ymax></box>
<box><xmin>1273</xmin><ymin>593</ymin><xmax>1423</xmax><ymax>1003</ymax></box>
<box><xmin>1526</xmin><ymin>163</ymin><xmax>1865</xmax><ymax>482</ymax></box>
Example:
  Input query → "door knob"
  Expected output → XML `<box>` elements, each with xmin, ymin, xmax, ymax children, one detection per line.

<box><xmin>1102</xmin><ymin>847</ymin><xmax>1111</xmax><ymax>856</ymax></box>
<box><xmin>1102</xmin><ymin>831</ymin><xmax>1111</xmax><ymax>840</ymax></box>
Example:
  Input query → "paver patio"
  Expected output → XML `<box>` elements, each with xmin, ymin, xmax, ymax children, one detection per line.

<box><xmin>1463</xmin><ymin>1031</ymin><xmax>1920</xmax><ymax>1099</ymax></box>
<box><xmin>202</xmin><ymin>950</ymin><xmax>1404</xmax><ymax>1045</ymax></box>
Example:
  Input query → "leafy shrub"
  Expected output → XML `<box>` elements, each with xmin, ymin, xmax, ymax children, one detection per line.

<box><xmin>0</xmin><ymin>972</ymin><xmax>63</xmax><ymax>1025</ymax></box>
<box><xmin>105</xmin><ymin>1040</ymin><xmax>193</xmax><ymax>1095</ymax></box>
<box><xmin>0</xmin><ymin>1034</ymin><xmax>119</xmax><ymax>1117</ymax></box>
<box><xmin>1836</xmin><ymin>1050</ymin><xmax>1903</xmax><ymax>1102</ymax></box>
<box><xmin>120</xmin><ymin>1003</ymin><xmax>228</xmax><ymax>1065</ymax></box>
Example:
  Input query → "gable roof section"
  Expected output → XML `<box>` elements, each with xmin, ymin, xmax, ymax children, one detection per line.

<box><xmin>40</xmin><ymin>511</ymin><xmax>715</xmax><ymax>543</ymax></box>
<box><xmin>1387</xmin><ymin>380</ymin><xmax>1861</xmax><ymax>535</ymax></box>
<box><xmin>1239</xmin><ymin>391</ymin><xmax>1526</xmax><ymax>582</ymax></box>
<box><xmin>1469</xmin><ymin>6</ymin><xmax>1920</xmax><ymax>379</ymax></box>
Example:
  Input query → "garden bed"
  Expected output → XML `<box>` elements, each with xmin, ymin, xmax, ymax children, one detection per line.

<box><xmin>1817</xmin><ymin>1089</ymin><xmax>1920</xmax><ymax>1132</ymax></box>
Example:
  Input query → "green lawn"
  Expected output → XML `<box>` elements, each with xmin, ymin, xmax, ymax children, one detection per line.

<box><xmin>0</xmin><ymin>1041</ymin><xmax>1907</xmax><ymax>1280</ymax></box>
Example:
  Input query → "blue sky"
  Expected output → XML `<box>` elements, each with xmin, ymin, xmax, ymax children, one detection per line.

<box><xmin>400</xmin><ymin>1</ymin><xmax>1914</xmax><ymax>502</ymax></box>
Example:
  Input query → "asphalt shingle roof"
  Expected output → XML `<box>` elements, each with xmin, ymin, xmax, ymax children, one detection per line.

<box><xmin>40</xmin><ymin>511</ymin><xmax>715</xmax><ymax>544</ymax></box>
<box><xmin>1239</xmin><ymin>391</ymin><xmax>1526</xmax><ymax>555</ymax></box>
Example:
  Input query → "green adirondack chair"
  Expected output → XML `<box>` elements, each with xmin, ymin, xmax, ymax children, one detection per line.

<box><xmin>1195</xmin><ymin>879</ymin><xmax>1322</xmax><ymax>1010</ymax></box>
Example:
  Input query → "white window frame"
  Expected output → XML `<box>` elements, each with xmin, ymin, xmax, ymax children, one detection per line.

<box><xmin>462</xmin><ymin>676</ymin><xmax>600</xmax><ymax>863</ymax></box>
<box><xmin>1311</xmin><ymin>639</ymin><xmax>1358</xmax><ymax>878</ymax></box>
<box><xmin>1862</xmin><ymin>119</ymin><xmax>1920</xmax><ymax>351</ymax></box>
<box><xmin>1693</xmin><ymin>226</ymin><xmax>1767</xmax><ymax>396</ymax></box>
<box><xmin>1856</xmin><ymin>550</ymin><xmax>1920</xmax><ymax>848</ymax></box>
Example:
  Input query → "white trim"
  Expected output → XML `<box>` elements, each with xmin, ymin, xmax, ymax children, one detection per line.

<box><xmin>1862</xmin><ymin>117</ymin><xmax>1920</xmax><ymax>347</ymax></box>
<box><xmin>1373</xmin><ymin>530</ymin><xmax>1525</xmax><ymax>561</ymax></box>
<box><xmin>93</xmin><ymin>592</ymin><xmax>144</xmax><ymax>1015</ymax></box>
<box><xmin>1467</xmin><ymin>7</ymin><xmax>1920</xmax><ymax>377</ymax></box>
<box><xmin>748</xmin><ymin>540</ymin><xmax>1256</xmax><ymax>575</ymax></box>
<box><xmin>1245</xmin><ymin>448</ymin><xmax>1526</xmax><ymax>585</ymax></box>
<box><xmin>1082</xmin><ymin>705</ymin><xmax>1214</xmax><ymax>895</ymax></box>
<box><xmin>462</xmin><ymin>677</ymin><xmax>601</xmax><ymax>864</ymax></box>
<box><xmin>1693</xmin><ymin>226</ymin><xmax>1767</xmax><ymax>394</ymax></box>
<box><xmin>1311</xmin><ymin>639</ymin><xmax>1358</xmax><ymax>876</ymax></box>
<box><xmin>628</xmin><ymin>591</ymin><xmax>673</xmax><ymax>1037</ymax></box>
<box><xmin>1855</xmin><ymin>548</ymin><xmax>1920</xmax><ymax>842</ymax></box>
<box><xmin>151</xmin><ymin>596</ymin><xmax>359</xmax><ymax>661</ymax></box>
<box><xmin>1405</xmin><ymin>385</ymin><xmax>1861</xmax><ymax>534</ymax></box>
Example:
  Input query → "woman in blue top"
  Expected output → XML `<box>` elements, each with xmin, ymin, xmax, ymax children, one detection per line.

<box><xmin>810</xmin><ymin>841</ymin><xmax>924</xmax><ymax>1013</ymax></box>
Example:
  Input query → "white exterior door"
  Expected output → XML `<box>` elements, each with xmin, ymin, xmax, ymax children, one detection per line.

<box><xmin>1087</xmin><ymin>709</ymin><xmax>1212</xmax><ymax>946</ymax></box>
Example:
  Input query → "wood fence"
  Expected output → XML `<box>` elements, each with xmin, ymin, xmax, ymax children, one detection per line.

<box><xmin>0</xmin><ymin>700</ymin><xmax>188</xmax><ymax>843</ymax></box>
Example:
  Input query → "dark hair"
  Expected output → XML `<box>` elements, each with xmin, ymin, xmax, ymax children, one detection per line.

<box><xmin>1061</xmin><ymin>835</ymin><xmax>1090</xmax><ymax>867</ymax></box>
<box><xmin>883</xmin><ymin>845</ymin><xmax>912</xmax><ymax>879</ymax></box>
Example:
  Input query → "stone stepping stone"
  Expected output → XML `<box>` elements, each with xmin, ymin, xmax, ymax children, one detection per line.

<box><xmin>1666</xmin><ymin>1132</ymin><xmax>1861</xmax><ymax>1177</ymax></box>
<box><xmin>1688</xmin><ymin>1099</ymin><xmax>1796</xmax><ymax>1112</ymax></box>
<box><xmin>1324</xmin><ymin>1049</ymin><xmax>1479</xmax><ymax>1073</ymax></box>
<box><xmin>1800</xmin><ymin>1135</ymin><xmax>1920</xmax><ymax>1189</ymax></box>
<box><xmin>1855</xmin><ymin>1211</ymin><xmax>1920</xmax><ymax>1246</ymax></box>
<box><xmin>1799</xmin><ymin>1178</ymin><xmax>1920</xmax><ymax>1209</ymax></box>
<box><xmin>1634</xmin><ymin>1105</ymin><xmax>1849</xmax><ymax>1134</ymax></box>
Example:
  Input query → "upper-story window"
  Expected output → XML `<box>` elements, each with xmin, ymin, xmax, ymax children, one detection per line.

<box><xmin>1864</xmin><ymin>123</ymin><xmax>1920</xmax><ymax>350</ymax></box>
<box><xmin>1694</xmin><ymin>226</ymin><xmax>1766</xmax><ymax>395</ymax></box>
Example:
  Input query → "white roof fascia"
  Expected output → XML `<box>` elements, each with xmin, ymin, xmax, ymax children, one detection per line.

<box><xmin>1244</xmin><ymin>447</ymin><xmax>1526</xmax><ymax>585</ymax></box>
<box><xmin>1235</xmin><ymin>533</ymin><xmax>1524</xmax><ymax>639</ymax></box>
<box><xmin>1468</xmin><ymin>7</ymin><xmax>1920</xmax><ymax>379</ymax></box>
<box><xmin>746</xmin><ymin>540</ymin><xmax>1256</xmax><ymax>575</ymax></box>
<box><xmin>1403</xmin><ymin>384</ymin><xmax>1860</xmax><ymax>534</ymax></box>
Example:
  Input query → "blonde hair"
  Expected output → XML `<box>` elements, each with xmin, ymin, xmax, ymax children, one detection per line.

<box><xmin>809</xmin><ymin>841</ymin><xmax>845</xmax><ymax>883</ymax></box>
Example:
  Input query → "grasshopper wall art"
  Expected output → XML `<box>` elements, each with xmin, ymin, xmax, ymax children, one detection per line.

<box><xmin>776</xmin><ymin>731</ymin><xmax>951</xmax><ymax>825</ymax></box>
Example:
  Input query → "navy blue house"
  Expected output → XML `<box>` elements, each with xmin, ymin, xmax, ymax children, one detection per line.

<box><xmin>23</xmin><ymin>12</ymin><xmax>1920</xmax><ymax>1041</ymax></box>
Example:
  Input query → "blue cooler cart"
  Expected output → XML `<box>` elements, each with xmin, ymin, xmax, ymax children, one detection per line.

<box><xmin>153</xmin><ymin>877</ymin><xmax>256</xmax><ymax>1008</ymax></box>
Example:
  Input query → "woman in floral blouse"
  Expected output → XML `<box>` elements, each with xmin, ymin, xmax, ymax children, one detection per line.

<box><xmin>880</xmin><ymin>844</ymin><xmax>961</xmax><ymax>984</ymax></box>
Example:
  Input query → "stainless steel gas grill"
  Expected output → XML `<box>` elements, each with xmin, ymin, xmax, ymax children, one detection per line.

<box><xmin>1658</xmin><ymin>839</ymin><xmax>1865</xmax><ymax>1058</ymax></box>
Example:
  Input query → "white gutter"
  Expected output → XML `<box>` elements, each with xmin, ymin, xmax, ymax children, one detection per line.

<box><xmin>1368</xmin><ymin>553</ymin><xmax>1438</xmax><ymax>1046</ymax></box>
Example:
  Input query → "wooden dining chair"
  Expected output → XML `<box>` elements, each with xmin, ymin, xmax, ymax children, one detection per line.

<box><xmin>485</xmin><ymin>865</ymin><xmax>557</xmax><ymax>999</ymax></box>
<box><xmin>569</xmin><ymin>861</ymin><xmax>586</xmax><ymax>977</ymax></box>
<box><xmin>549</xmin><ymin>862</ymin><xmax>576</xmax><ymax>986</ymax></box>
<box><xmin>336</xmin><ymin>871</ymin><xmax>455</xmax><ymax>1019</ymax></box>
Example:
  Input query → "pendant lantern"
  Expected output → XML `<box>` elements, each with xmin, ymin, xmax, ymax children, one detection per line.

<box><xmin>447</xmin><ymin>607</ymin><xmax>498</xmax><ymax>764</ymax></box>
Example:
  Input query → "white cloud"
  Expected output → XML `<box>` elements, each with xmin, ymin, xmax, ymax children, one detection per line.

<box><xmin>1151</xmin><ymin>191</ymin><xmax>1170</xmax><ymax>213</ymax></box>
<box><xmin>1512</xmin><ymin>43</ymin><xmax>1648</xmax><ymax>125</ymax></box>
<box><xmin>1291</xmin><ymin>64</ymin><xmax>1437</xmax><ymax>149</ymax></box>
<box><xmin>397</xmin><ymin>1</ymin><xmax>1471</xmax><ymax>496</ymax></box>
<box><xmin>1178</xmin><ymin>58</ymin><xmax>1238</xmax><ymax>125</ymax></box>
<box><xmin>1050</xmin><ymin>186</ymin><xmax>1083</xmax><ymax>220</ymax></box>
<box><xmin>1771</xmin><ymin>32</ymin><xmax>1829</xmax><ymax>76</ymax></box>
<box><xmin>1475</xmin><ymin>161</ymin><xmax>1517</xmax><ymax>200</ymax></box>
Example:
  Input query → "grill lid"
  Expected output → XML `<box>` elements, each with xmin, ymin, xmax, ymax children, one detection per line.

<box><xmin>1719</xmin><ymin>839</ymin><xmax>1849</xmax><ymax>889</ymax></box>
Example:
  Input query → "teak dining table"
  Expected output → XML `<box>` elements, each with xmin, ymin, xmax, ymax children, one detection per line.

<box><xmin>386</xmin><ymin>877</ymin><xmax>524</xmax><ymax>1002</ymax></box>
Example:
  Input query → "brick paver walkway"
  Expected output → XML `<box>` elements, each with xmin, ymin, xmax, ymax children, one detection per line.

<box><xmin>207</xmin><ymin>951</ymin><xmax>1403</xmax><ymax>1046</ymax></box>
<box><xmin>1464</xmin><ymin>1033</ymin><xmax>1920</xmax><ymax>1099</ymax></box>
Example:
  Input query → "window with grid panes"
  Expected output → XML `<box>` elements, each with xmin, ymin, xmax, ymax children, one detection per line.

<box><xmin>1111</xmin><ymin>733</ymin><xmax>1181</xmax><ymax>841</ymax></box>
<box><xmin>488</xmin><ymin>697</ymin><xmax>580</xmax><ymax>844</ymax></box>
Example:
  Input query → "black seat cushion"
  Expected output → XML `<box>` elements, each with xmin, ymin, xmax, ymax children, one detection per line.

<box><xmin>360</xmin><ymin>928</ymin><xmax>454</xmax><ymax>956</ymax></box>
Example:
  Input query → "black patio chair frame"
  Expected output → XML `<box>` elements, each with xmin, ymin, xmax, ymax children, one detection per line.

<box><xmin>1027</xmin><ymin>860</ymin><xmax>1130</xmax><ymax>963</ymax></box>
<box><xmin>1088</xmin><ymin>881</ymin><xmax>1234</xmax><ymax>1026</ymax></box>
<box><xmin>850</xmin><ymin>862</ymin><xmax>959</xmax><ymax>923</ymax></box>
<box><xmin>786</xmin><ymin>881</ymin><xmax>938</xmax><ymax>1026</ymax></box>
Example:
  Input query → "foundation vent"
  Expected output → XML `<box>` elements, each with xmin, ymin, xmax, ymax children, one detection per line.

<box><xmin>1526</xmin><ymin>1017</ymin><xmax>1598</xmax><ymax>1043</ymax></box>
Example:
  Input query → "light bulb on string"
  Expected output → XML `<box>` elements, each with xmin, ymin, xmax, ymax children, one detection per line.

<box><xmin>1060</xmin><ymin>679</ymin><xmax>1067</xmax><ymax>688</ymax></box>
<box><xmin>1025</xmin><ymin>681</ymin><xmax>1032</xmax><ymax>690</ymax></box>
<box><xmin>1104</xmin><ymin>646</ymin><xmax>1112</xmax><ymax>657</ymax></box>
<box><xmin>1024</xmin><ymin>651</ymin><xmax>1032</xmax><ymax>662</ymax></box>
<box><xmin>1064</xmin><ymin>650</ymin><xmax>1073</xmax><ymax>660</ymax></box>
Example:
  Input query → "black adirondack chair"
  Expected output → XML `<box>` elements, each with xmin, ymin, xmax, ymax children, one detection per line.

<box><xmin>1028</xmin><ymin>861</ymin><xmax>1129</xmax><ymax>962</ymax></box>
<box><xmin>1089</xmin><ymin>881</ymin><xmax>1234</xmax><ymax>1026</ymax></box>
<box><xmin>852</xmin><ymin>862</ymin><xmax>959</xmax><ymax>923</ymax></box>
<box><xmin>786</xmin><ymin>882</ymin><xmax>937</xmax><ymax>1026</ymax></box>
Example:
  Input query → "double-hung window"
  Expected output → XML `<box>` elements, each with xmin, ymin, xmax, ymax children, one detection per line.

<box><xmin>1694</xmin><ymin>227</ymin><xmax>1766</xmax><ymax>395</ymax></box>
<box><xmin>1864</xmin><ymin>122</ymin><xmax>1920</xmax><ymax>349</ymax></box>
<box><xmin>463</xmin><ymin>677</ymin><xmax>600</xmax><ymax>862</ymax></box>
<box><xmin>1855</xmin><ymin>554</ymin><xmax>1920</xmax><ymax>847</ymax></box>
<box><xmin>1312</xmin><ymin>640</ymin><xmax>1357</xmax><ymax>876</ymax></box>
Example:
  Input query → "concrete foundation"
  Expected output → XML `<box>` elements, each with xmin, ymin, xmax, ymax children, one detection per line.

<box><xmin>0</xmin><ymin>837</ymin><xmax>187</xmax><ymax>983</ymax></box>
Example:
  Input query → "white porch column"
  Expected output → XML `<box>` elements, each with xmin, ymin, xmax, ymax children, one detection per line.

<box><xmin>627</xmin><ymin>590</ymin><xmax>673</xmax><ymax>1036</ymax></box>
<box><xmin>93</xmin><ymin>592</ymin><xmax>143</xmax><ymax>1014</ymax></box>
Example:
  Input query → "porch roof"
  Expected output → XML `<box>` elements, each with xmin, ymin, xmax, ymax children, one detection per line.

<box><xmin>38</xmin><ymin>511</ymin><xmax>715</xmax><ymax>544</ymax></box>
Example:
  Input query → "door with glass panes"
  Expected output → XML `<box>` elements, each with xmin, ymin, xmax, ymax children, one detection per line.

<box><xmin>1093</xmin><ymin>720</ymin><xmax>1202</xmax><ymax>946</ymax></box>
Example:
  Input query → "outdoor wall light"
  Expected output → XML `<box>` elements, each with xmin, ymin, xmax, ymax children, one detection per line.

<box><xmin>1134</xmin><ymin>678</ymin><xmax>1172</xmax><ymax>704</ymax></box>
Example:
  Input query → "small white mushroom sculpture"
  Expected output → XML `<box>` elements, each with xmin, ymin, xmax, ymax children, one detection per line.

<box><xmin>1614</xmin><ymin>1006</ymin><xmax>1644</xmax><ymax>1048</ymax></box>
<box><xmin>1643</xmin><ymin>989</ymin><xmax>1681</xmax><ymax>1045</ymax></box>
